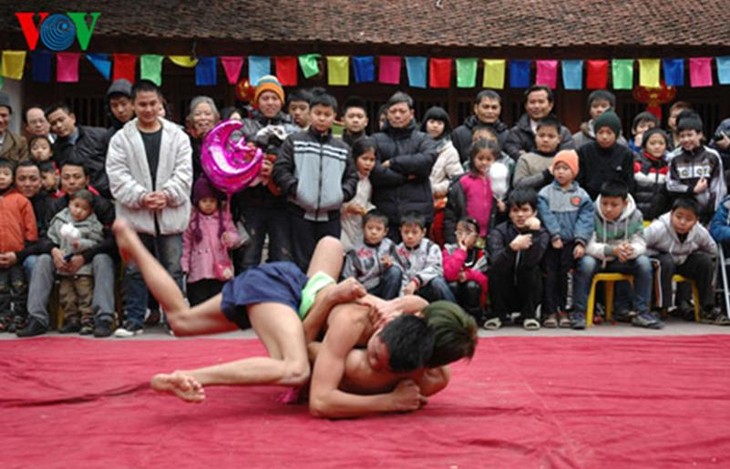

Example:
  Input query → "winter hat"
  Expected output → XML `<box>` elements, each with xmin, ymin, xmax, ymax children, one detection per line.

<box><xmin>420</xmin><ymin>106</ymin><xmax>452</xmax><ymax>136</ymax></box>
<box><xmin>551</xmin><ymin>149</ymin><xmax>579</xmax><ymax>176</ymax></box>
<box><xmin>641</xmin><ymin>127</ymin><xmax>669</xmax><ymax>149</ymax></box>
<box><xmin>0</xmin><ymin>92</ymin><xmax>12</xmax><ymax>113</ymax></box>
<box><xmin>106</xmin><ymin>79</ymin><xmax>133</xmax><ymax>99</ymax></box>
<box><xmin>594</xmin><ymin>110</ymin><xmax>622</xmax><ymax>136</ymax></box>
<box><xmin>254</xmin><ymin>75</ymin><xmax>285</xmax><ymax>105</ymax></box>
<box><xmin>192</xmin><ymin>176</ymin><xmax>224</xmax><ymax>205</ymax></box>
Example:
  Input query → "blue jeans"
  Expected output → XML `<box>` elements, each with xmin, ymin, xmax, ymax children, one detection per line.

<box><xmin>123</xmin><ymin>233</ymin><xmax>182</xmax><ymax>327</ymax></box>
<box><xmin>22</xmin><ymin>255</ymin><xmax>38</xmax><ymax>279</ymax></box>
<box><xmin>367</xmin><ymin>265</ymin><xmax>403</xmax><ymax>300</ymax></box>
<box><xmin>418</xmin><ymin>276</ymin><xmax>457</xmax><ymax>303</ymax></box>
<box><xmin>573</xmin><ymin>255</ymin><xmax>653</xmax><ymax>314</ymax></box>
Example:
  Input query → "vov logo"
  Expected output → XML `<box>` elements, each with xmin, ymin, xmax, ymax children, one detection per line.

<box><xmin>15</xmin><ymin>12</ymin><xmax>101</xmax><ymax>51</ymax></box>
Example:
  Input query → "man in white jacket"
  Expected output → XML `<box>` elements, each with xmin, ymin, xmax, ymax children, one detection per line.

<box><xmin>106</xmin><ymin>80</ymin><xmax>192</xmax><ymax>337</ymax></box>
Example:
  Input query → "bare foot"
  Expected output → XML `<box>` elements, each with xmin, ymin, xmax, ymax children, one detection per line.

<box><xmin>323</xmin><ymin>278</ymin><xmax>367</xmax><ymax>305</ymax></box>
<box><xmin>151</xmin><ymin>372</ymin><xmax>206</xmax><ymax>403</ymax></box>
<box><xmin>112</xmin><ymin>218</ymin><xmax>143</xmax><ymax>263</ymax></box>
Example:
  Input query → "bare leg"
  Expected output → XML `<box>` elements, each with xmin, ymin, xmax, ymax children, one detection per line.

<box><xmin>306</xmin><ymin>236</ymin><xmax>345</xmax><ymax>279</ymax></box>
<box><xmin>114</xmin><ymin>219</ymin><xmax>236</xmax><ymax>336</ymax></box>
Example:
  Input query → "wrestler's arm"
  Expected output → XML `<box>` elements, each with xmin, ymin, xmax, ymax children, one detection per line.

<box><xmin>309</xmin><ymin>311</ymin><xmax>424</xmax><ymax>419</ymax></box>
<box><xmin>359</xmin><ymin>294</ymin><xmax>428</xmax><ymax>329</ymax></box>
<box><xmin>416</xmin><ymin>366</ymin><xmax>451</xmax><ymax>397</ymax></box>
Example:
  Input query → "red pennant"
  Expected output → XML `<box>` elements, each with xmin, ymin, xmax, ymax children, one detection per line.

<box><xmin>429</xmin><ymin>58</ymin><xmax>452</xmax><ymax>88</ymax></box>
<box><xmin>586</xmin><ymin>60</ymin><xmax>608</xmax><ymax>89</ymax></box>
<box><xmin>220</xmin><ymin>56</ymin><xmax>244</xmax><ymax>85</ymax></box>
<box><xmin>56</xmin><ymin>52</ymin><xmax>80</xmax><ymax>83</ymax></box>
<box><xmin>275</xmin><ymin>56</ymin><xmax>298</xmax><ymax>86</ymax></box>
<box><xmin>113</xmin><ymin>53</ymin><xmax>137</xmax><ymax>82</ymax></box>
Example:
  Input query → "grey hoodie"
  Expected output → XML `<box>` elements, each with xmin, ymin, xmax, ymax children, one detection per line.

<box><xmin>644</xmin><ymin>212</ymin><xmax>716</xmax><ymax>264</ymax></box>
<box><xmin>586</xmin><ymin>194</ymin><xmax>646</xmax><ymax>266</ymax></box>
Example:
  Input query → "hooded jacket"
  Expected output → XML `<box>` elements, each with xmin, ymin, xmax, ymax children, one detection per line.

<box><xmin>451</xmin><ymin>115</ymin><xmax>509</xmax><ymax>163</ymax></box>
<box><xmin>644</xmin><ymin>211</ymin><xmax>716</xmax><ymax>265</ymax></box>
<box><xmin>537</xmin><ymin>180</ymin><xmax>594</xmax><ymax>244</ymax></box>
<box><xmin>47</xmin><ymin>208</ymin><xmax>104</xmax><ymax>276</ymax></box>
<box><xmin>342</xmin><ymin>237</ymin><xmax>399</xmax><ymax>291</ymax></box>
<box><xmin>504</xmin><ymin>114</ymin><xmax>574</xmax><ymax>161</ymax></box>
<box><xmin>370</xmin><ymin>120</ymin><xmax>438</xmax><ymax>224</ymax></box>
<box><xmin>585</xmin><ymin>194</ymin><xmax>646</xmax><ymax>265</ymax></box>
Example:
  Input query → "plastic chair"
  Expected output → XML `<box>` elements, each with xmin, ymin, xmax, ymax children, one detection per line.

<box><xmin>586</xmin><ymin>273</ymin><xmax>634</xmax><ymax>326</ymax></box>
<box><xmin>672</xmin><ymin>274</ymin><xmax>701</xmax><ymax>322</ymax></box>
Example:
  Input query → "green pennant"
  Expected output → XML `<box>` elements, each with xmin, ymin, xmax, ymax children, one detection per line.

<box><xmin>298</xmin><ymin>54</ymin><xmax>321</xmax><ymax>79</ymax></box>
<box><xmin>140</xmin><ymin>54</ymin><xmax>164</xmax><ymax>86</ymax></box>
<box><xmin>612</xmin><ymin>59</ymin><xmax>634</xmax><ymax>90</ymax></box>
<box><xmin>456</xmin><ymin>58</ymin><xmax>477</xmax><ymax>88</ymax></box>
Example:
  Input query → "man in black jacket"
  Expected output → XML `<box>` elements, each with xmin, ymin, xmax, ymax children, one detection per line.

<box><xmin>504</xmin><ymin>86</ymin><xmax>575</xmax><ymax>161</ymax></box>
<box><xmin>370</xmin><ymin>92</ymin><xmax>438</xmax><ymax>241</ymax></box>
<box><xmin>46</xmin><ymin>102</ymin><xmax>111</xmax><ymax>199</ymax></box>
<box><xmin>451</xmin><ymin>90</ymin><xmax>509</xmax><ymax>163</ymax></box>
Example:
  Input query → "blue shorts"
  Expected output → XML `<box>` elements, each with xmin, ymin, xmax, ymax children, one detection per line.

<box><xmin>220</xmin><ymin>262</ymin><xmax>308</xmax><ymax>330</ymax></box>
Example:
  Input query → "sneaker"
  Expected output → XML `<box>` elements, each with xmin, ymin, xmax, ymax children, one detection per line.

<box><xmin>558</xmin><ymin>312</ymin><xmax>572</xmax><ymax>329</ymax></box>
<box><xmin>114</xmin><ymin>321</ymin><xmax>144</xmax><ymax>338</ymax></box>
<box><xmin>542</xmin><ymin>314</ymin><xmax>558</xmax><ymax>328</ymax></box>
<box><xmin>570</xmin><ymin>312</ymin><xmax>586</xmax><ymax>330</ymax></box>
<box><xmin>631</xmin><ymin>311</ymin><xmax>665</xmax><ymax>329</ymax></box>
<box><xmin>79</xmin><ymin>323</ymin><xmax>94</xmax><ymax>335</ymax></box>
<box><xmin>60</xmin><ymin>321</ymin><xmax>81</xmax><ymax>334</ymax></box>
<box><xmin>16</xmin><ymin>318</ymin><xmax>47</xmax><ymax>337</ymax></box>
<box><xmin>483</xmin><ymin>317</ymin><xmax>502</xmax><ymax>331</ymax></box>
<box><xmin>93</xmin><ymin>319</ymin><xmax>113</xmax><ymax>338</ymax></box>
<box><xmin>613</xmin><ymin>309</ymin><xmax>637</xmax><ymax>323</ymax></box>
<box><xmin>700</xmin><ymin>307</ymin><xmax>730</xmax><ymax>326</ymax></box>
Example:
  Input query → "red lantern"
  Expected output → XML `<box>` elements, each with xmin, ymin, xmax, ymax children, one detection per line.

<box><xmin>632</xmin><ymin>81</ymin><xmax>676</xmax><ymax>121</ymax></box>
<box><xmin>235</xmin><ymin>78</ymin><xmax>256</xmax><ymax>103</ymax></box>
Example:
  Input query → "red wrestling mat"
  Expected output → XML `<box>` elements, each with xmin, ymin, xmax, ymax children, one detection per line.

<box><xmin>2</xmin><ymin>335</ymin><xmax>730</xmax><ymax>468</ymax></box>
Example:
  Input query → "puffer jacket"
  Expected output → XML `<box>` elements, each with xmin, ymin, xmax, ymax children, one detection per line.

<box><xmin>585</xmin><ymin>194</ymin><xmax>646</xmax><ymax>266</ymax></box>
<box><xmin>633</xmin><ymin>151</ymin><xmax>670</xmax><ymax>221</ymax></box>
<box><xmin>645</xmin><ymin>212</ymin><xmax>716</xmax><ymax>265</ymax></box>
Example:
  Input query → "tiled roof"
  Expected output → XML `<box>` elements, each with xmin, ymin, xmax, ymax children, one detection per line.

<box><xmin>2</xmin><ymin>0</ymin><xmax>729</xmax><ymax>50</ymax></box>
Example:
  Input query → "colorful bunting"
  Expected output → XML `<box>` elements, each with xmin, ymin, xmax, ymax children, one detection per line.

<box><xmin>86</xmin><ymin>53</ymin><xmax>111</xmax><ymax>80</ymax></box>
<box><xmin>482</xmin><ymin>59</ymin><xmax>505</xmax><ymax>89</ymax></box>
<box><xmin>586</xmin><ymin>60</ymin><xmax>608</xmax><ymax>89</ymax></box>
<box><xmin>31</xmin><ymin>50</ymin><xmax>52</xmax><ymax>83</ymax></box>
<box><xmin>612</xmin><ymin>59</ymin><xmax>634</xmax><ymax>90</ymax></box>
<box><xmin>429</xmin><ymin>58</ymin><xmax>452</xmax><ymax>88</ymax></box>
<box><xmin>112</xmin><ymin>53</ymin><xmax>136</xmax><ymax>82</ymax></box>
<box><xmin>274</xmin><ymin>56</ymin><xmax>297</xmax><ymax>86</ymax></box>
<box><xmin>353</xmin><ymin>56</ymin><xmax>375</xmax><ymax>83</ymax></box>
<box><xmin>378</xmin><ymin>56</ymin><xmax>401</xmax><ymax>85</ymax></box>
<box><xmin>56</xmin><ymin>52</ymin><xmax>80</xmax><ymax>83</ymax></box>
<box><xmin>717</xmin><ymin>57</ymin><xmax>730</xmax><ymax>86</ymax></box>
<box><xmin>638</xmin><ymin>59</ymin><xmax>660</xmax><ymax>88</ymax></box>
<box><xmin>298</xmin><ymin>54</ymin><xmax>321</xmax><ymax>79</ymax></box>
<box><xmin>662</xmin><ymin>58</ymin><xmax>684</xmax><ymax>87</ymax></box>
<box><xmin>326</xmin><ymin>56</ymin><xmax>349</xmax><ymax>86</ymax></box>
<box><xmin>561</xmin><ymin>60</ymin><xmax>583</xmax><ymax>90</ymax></box>
<box><xmin>169</xmin><ymin>56</ymin><xmax>198</xmax><ymax>68</ymax></box>
<box><xmin>689</xmin><ymin>57</ymin><xmax>713</xmax><ymax>88</ymax></box>
<box><xmin>455</xmin><ymin>57</ymin><xmax>477</xmax><ymax>88</ymax></box>
<box><xmin>405</xmin><ymin>56</ymin><xmax>427</xmax><ymax>88</ymax></box>
<box><xmin>221</xmin><ymin>56</ymin><xmax>244</xmax><ymax>85</ymax></box>
<box><xmin>195</xmin><ymin>56</ymin><xmax>217</xmax><ymax>86</ymax></box>
<box><xmin>0</xmin><ymin>50</ymin><xmax>27</xmax><ymax>80</ymax></box>
<box><xmin>140</xmin><ymin>54</ymin><xmax>163</xmax><ymax>86</ymax></box>
<box><xmin>509</xmin><ymin>60</ymin><xmax>530</xmax><ymax>88</ymax></box>
<box><xmin>249</xmin><ymin>56</ymin><xmax>270</xmax><ymax>85</ymax></box>
<box><xmin>535</xmin><ymin>60</ymin><xmax>558</xmax><ymax>88</ymax></box>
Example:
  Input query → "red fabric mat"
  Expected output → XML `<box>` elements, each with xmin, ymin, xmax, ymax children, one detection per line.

<box><xmin>2</xmin><ymin>335</ymin><xmax>730</xmax><ymax>468</ymax></box>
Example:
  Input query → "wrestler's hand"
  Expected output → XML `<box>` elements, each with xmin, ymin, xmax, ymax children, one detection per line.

<box><xmin>391</xmin><ymin>380</ymin><xmax>427</xmax><ymax>412</ymax></box>
<box><xmin>364</xmin><ymin>298</ymin><xmax>403</xmax><ymax>330</ymax></box>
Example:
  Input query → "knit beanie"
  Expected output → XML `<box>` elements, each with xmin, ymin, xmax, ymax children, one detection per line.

<box><xmin>641</xmin><ymin>127</ymin><xmax>669</xmax><ymax>150</ymax></box>
<box><xmin>192</xmin><ymin>176</ymin><xmax>224</xmax><ymax>206</ymax></box>
<box><xmin>594</xmin><ymin>110</ymin><xmax>622</xmax><ymax>136</ymax></box>
<box><xmin>254</xmin><ymin>75</ymin><xmax>285</xmax><ymax>105</ymax></box>
<box><xmin>551</xmin><ymin>149</ymin><xmax>579</xmax><ymax>176</ymax></box>
<box><xmin>106</xmin><ymin>79</ymin><xmax>133</xmax><ymax>99</ymax></box>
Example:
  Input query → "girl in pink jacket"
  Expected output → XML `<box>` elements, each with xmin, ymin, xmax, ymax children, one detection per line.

<box><xmin>182</xmin><ymin>177</ymin><xmax>240</xmax><ymax>306</ymax></box>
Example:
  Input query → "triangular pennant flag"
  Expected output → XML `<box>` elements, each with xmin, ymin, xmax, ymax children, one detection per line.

<box><xmin>274</xmin><ymin>56</ymin><xmax>297</xmax><ymax>86</ymax></box>
<box><xmin>86</xmin><ymin>53</ymin><xmax>111</xmax><ymax>80</ymax></box>
<box><xmin>689</xmin><ymin>57</ymin><xmax>713</xmax><ymax>88</ymax></box>
<box><xmin>717</xmin><ymin>57</ymin><xmax>730</xmax><ymax>86</ymax></box>
<box><xmin>482</xmin><ymin>59</ymin><xmax>505</xmax><ymax>89</ymax></box>
<box><xmin>56</xmin><ymin>52</ymin><xmax>80</xmax><ymax>83</ymax></box>
<box><xmin>221</xmin><ymin>56</ymin><xmax>244</xmax><ymax>85</ymax></box>
<box><xmin>113</xmin><ymin>53</ymin><xmax>137</xmax><ymax>82</ymax></box>
<box><xmin>0</xmin><ymin>50</ymin><xmax>27</xmax><ymax>80</ymax></box>
<box><xmin>168</xmin><ymin>56</ymin><xmax>198</xmax><ymax>68</ymax></box>
<box><xmin>429</xmin><ymin>58</ymin><xmax>452</xmax><ymax>88</ymax></box>
<box><xmin>352</xmin><ymin>56</ymin><xmax>375</xmax><ymax>83</ymax></box>
<box><xmin>509</xmin><ymin>60</ymin><xmax>530</xmax><ymax>88</ymax></box>
<box><xmin>195</xmin><ymin>56</ymin><xmax>217</xmax><ymax>86</ymax></box>
<box><xmin>662</xmin><ymin>59</ymin><xmax>684</xmax><ymax>87</ymax></box>
<box><xmin>561</xmin><ymin>60</ymin><xmax>583</xmax><ymax>90</ymax></box>
<box><xmin>535</xmin><ymin>60</ymin><xmax>558</xmax><ymax>88</ymax></box>
<box><xmin>298</xmin><ymin>54</ymin><xmax>321</xmax><ymax>79</ymax></box>
<box><xmin>405</xmin><ymin>56</ymin><xmax>427</xmax><ymax>88</ymax></box>
<box><xmin>140</xmin><ymin>54</ymin><xmax>163</xmax><ymax>86</ymax></box>
<box><xmin>611</xmin><ymin>59</ymin><xmax>634</xmax><ymax>90</ymax></box>
<box><xmin>31</xmin><ymin>50</ymin><xmax>52</xmax><ymax>83</ymax></box>
<box><xmin>638</xmin><ymin>59</ymin><xmax>660</xmax><ymax>88</ymax></box>
<box><xmin>249</xmin><ymin>56</ymin><xmax>271</xmax><ymax>86</ymax></box>
<box><xmin>586</xmin><ymin>60</ymin><xmax>608</xmax><ymax>89</ymax></box>
<box><xmin>379</xmin><ymin>56</ymin><xmax>401</xmax><ymax>84</ymax></box>
<box><xmin>326</xmin><ymin>56</ymin><xmax>349</xmax><ymax>86</ymax></box>
<box><xmin>455</xmin><ymin>58</ymin><xmax>477</xmax><ymax>88</ymax></box>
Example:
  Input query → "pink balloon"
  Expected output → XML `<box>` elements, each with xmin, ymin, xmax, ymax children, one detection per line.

<box><xmin>200</xmin><ymin>120</ymin><xmax>263</xmax><ymax>195</ymax></box>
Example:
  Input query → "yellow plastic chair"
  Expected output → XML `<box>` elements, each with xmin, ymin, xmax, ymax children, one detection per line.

<box><xmin>586</xmin><ymin>273</ymin><xmax>634</xmax><ymax>326</ymax></box>
<box><xmin>672</xmin><ymin>274</ymin><xmax>701</xmax><ymax>322</ymax></box>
